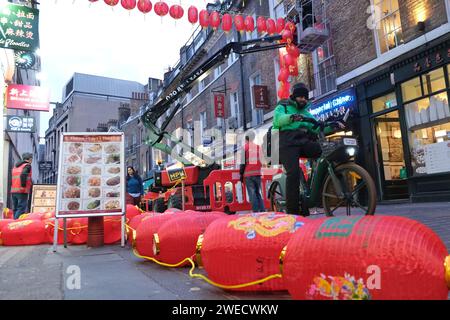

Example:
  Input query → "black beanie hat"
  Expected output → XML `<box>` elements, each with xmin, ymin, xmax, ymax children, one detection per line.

<box><xmin>291</xmin><ymin>83</ymin><xmax>309</xmax><ymax>99</ymax></box>
<box><xmin>22</xmin><ymin>152</ymin><xmax>33</xmax><ymax>161</ymax></box>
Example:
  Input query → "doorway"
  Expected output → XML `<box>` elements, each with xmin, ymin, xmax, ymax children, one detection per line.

<box><xmin>373</xmin><ymin>110</ymin><xmax>409</xmax><ymax>200</ymax></box>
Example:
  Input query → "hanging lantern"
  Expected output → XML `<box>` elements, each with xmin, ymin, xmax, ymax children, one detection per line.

<box><xmin>256</xmin><ymin>16</ymin><xmax>267</xmax><ymax>34</ymax></box>
<box><xmin>276</xmin><ymin>18</ymin><xmax>285</xmax><ymax>34</ymax></box>
<box><xmin>287</xmin><ymin>44</ymin><xmax>300</xmax><ymax>58</ymax></box>
<box><xmin>169</xmin><ymin>4</ymin><xmax>184</xmax><ymax>20</ymax></box>
<box><xmin>198</xmin><ymin>213</ymin><xmax>307</xmax><ymax>291</ymax></box>
<box><xmin>210</xmin><ymin>11</ymin><xmax>221</xmax><ymax>30</ymax></box>
<box><xmin>244</xmin><ymin>16</ymin><xmax>255</xmax><ymax>33</ymax></box>
<box><xmin>278</xmin><ymin>81</ymin><xmax>290</xmax><ymax>99</ymax></box>
<box><xmin>187</xmin><ymin>6</ymin><xmax>198</xmax><ymax>24</ymax></box>
<box><xmin>154</xmin><ymin>1</ymin><xmax>169</xmax><ymax>17</ymax></box>
<box><xmin>283</xmin><ymin>216</ymin><xmax>450</xmax><ymax>300</ymax></box>
<box><xmin>199</xmin><ymin>9</ymin><xmax>210</xmax><ymax>29</ymax></box>
<box><xmin>104</xmin><ymin>0</ymin><xmax>119</xmax><ymax>6</ymax></box>
<box><xmin>277</xmin><ymin>67</ymin><xmax>290</xmax><ymax>82</ymax></box>
<box><xmin>234</xmin><ymin>14</ymin><xmax>245</xmax><ymax>33</ymax></box>
<box><xmin>281</xmin><ymin>29</ymin><xmax>293</xmax><ymax>44</ymax></box>
<box><xmin>222</xmin><ymin>13</ymin><xmax>232</xmax><ymax>33</ymax></box>
<box><xmin>284</xmin><ymin>53</ymin><xmax>297</xmax><ymax>67</ymax></box>
<box><xmin>137</xmin><ymin>0</ymin><xmax>152</xmax><ymax>14</ymax></box>
<box><xmin>285</xmin><ymin>21</ymin><xmax>296</xmax><ymax>33</ymax></box>
<box><xmin>288</xmin><ymin>64</ymin><xmax>299</xmax><ymax>77</ymax></box>
<box><xmin>121</xmin><ymin>0</ymin><xmax>136</xmax><ymax>10</ymax></box>
<box><xmin>266</xmin><ymin>18</ymin><xmax>276</xmax><ymax>35</ymax></box>
<box><xmin>1</xmin><ymin>220</ymin><xmax>46</xmax><ymax>246</ymax></box>
<box><xmin>153</xmin><ymin>213</ymin><xmax>224</xmax><ymax>266</ymax></box>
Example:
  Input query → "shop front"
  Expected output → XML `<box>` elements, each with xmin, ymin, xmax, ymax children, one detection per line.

<box><xmin>358</xmin><ymin>34</ymin><xmax>450</xmax><ymax>202</ymax></box>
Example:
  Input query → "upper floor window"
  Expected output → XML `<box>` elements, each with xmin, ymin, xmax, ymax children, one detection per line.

<box><xmin>269</xmin><ymin>0</ymin><xmax>286</xmax><ymax>20</ymax></box>
<box><xmin>372</xmin><ymin>0</ymin><xmax>404</xmax><ymax>54</ymax></box>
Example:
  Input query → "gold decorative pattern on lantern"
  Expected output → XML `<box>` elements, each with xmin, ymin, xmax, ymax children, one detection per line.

<box><xmin>152</xmin><ymin>233</ymin><xmax>160</xmax><ymax>256</ymax></box>
<box><xmin>445</xmin><ymin>255</ymin><xmax>450</xmax><ymax>289</ymax></box>
<box><xmin>195</xmin><ymin>234</ymin><xmax>204</xmax><ymax>268</ymax></box>
<box><xmin>279</xmin><ymin>245</ymin><xmax>287</xmax><ymax>275</ymax></box>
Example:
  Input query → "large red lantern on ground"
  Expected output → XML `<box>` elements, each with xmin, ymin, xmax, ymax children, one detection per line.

<box><xmin>0</xmin><ymin>219</ymin><xmax>14</xmax><ymax>232</ymax></box>
<box><xmin>121</xmin><ymin>0</ymin><xmax>136</xmax><ymax>10</ymax></box>
<box><xmin>126</xmin><ymin>204</ymin><xmax>141</xmax><ymax>221</ymax></box>
<box><xmin>266</xmin><ymin>18</ymin><xmax>276</xmax><ymax>35</ymax></box>
<box><xmin>169</xmin><ymin>4</ymin><xmax>184</xmax><ymax>20</ymax></box>
<box><xmin>283</xmin><ymin>216</ymin><xmax>450</xmax><ymax>300</ymax></box>
<box><xmin>198</xmin><ymin>213</ymin><xmax>308</xmax><ymax>291</ymax></box>
<box><xmin>104</xmin><ymin>0</ymin><xmax>119</xmax><ymax>6</ymax></box>
<box><xmin>234</xmin><ymin>14</ymin><xmax>245</xmax><ymax>33</ymax></box>
<box><xmin>188</xmin><ymin>6</ymin><xmax>198</xmax><ymax>24</ymax></box>
<box><xmin>222</xmin><ymin>13</ymin><xmax>232</xmax><ymax>33</ymax></box>
<box><xmin>153</xmin><ymin>213</ymin><xmax>224</xmax><ymax>266</ymax></box>
<box><xmin>154</xmin><ymin>1</ymin><xmax>169</xmax><ymax>17</ymax></box>
<box><xmin>210</xmin><ymin>11</ymin><xmax>221</xmax><ymax>30</ymax></box>
<box><xmin>199</xmin><ymin>9</ymin><xmax>210</xmax><ymax>29</ymax></box>
<box><xmin>0</xmin><ymin>220</ymin><xmax>46</xmax><ymax>246</ymax></box>
<box><xmin>68</xmin><ymin>218</ymin><xmax>88</xmax><ymax>245</ymax></box>
<box><xmin>104</xmin><ymin>216</ymin><xmax>122</xmax><ymax>244</ymax></box>
<box><xmin>137</xmin><ymin>0</ymin><xmax>152</xmax><ymax>14</ymax></box>
<box><xmin>244</xmin><ymin>16</ymin><xmax>255</xmax><ymax>33</ymax></box>
<box><xmin>45</xmin><ymin>219</ymin><xmax>74</xmax><ymax>245</ymax></box>
<box><xmin>276</xmin><ymin>18</ymin><xmax>285</xmax><ymax>34</ymax></box>
<box><xmin>256</xmin><ymin>16</ymin><xmax>267</xmax><ymax>33</ymax></box>
<box><xmin>127</xmin><ymin>212</ymin><xmax>152</xmax><ymax>242</ymax></box>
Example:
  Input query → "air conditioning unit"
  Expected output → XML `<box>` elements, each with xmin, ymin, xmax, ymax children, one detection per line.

<box><xmin>226</xmin><ymin>117</ymin><xmax>238</xmax><ymax>130</ymax></box>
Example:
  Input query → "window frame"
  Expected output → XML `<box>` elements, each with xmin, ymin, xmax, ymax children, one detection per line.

<box><xmin>371</xmin><ymin>0</ymin><xmax>404</xmax><ymax>56</ymax></box>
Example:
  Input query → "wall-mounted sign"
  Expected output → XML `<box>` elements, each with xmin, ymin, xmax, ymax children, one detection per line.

<box><xmin>39</xmin><ymin>161</ymin><xmax>52</xmax><ymax>172</ymax></box>
<box><xmin>214</xmin><ymin>93</ymin><xmax>225</xmax><ymax>118</ymax></box>
<box><xmin>253</xmin><ymin>85</ymin><xmax>269</xmax><ymax>109</ymax></box>
<box><xmin>6</xmin><ymin>115</ymin><xmax>36</xmax><ymax>133</ymax></box>
<box><xmin>6</xmin><ymin>84</ymin><xmax>50</xmax><ymax>112</ymax></box>
<box><xmin>310</xmin><ymin>87</ymin><xmax>357</xmax><ymax>121</ymax></box>
<box><xmin>30</xmin><ymin>184</ymin><xmax>57</xmax><ymax>214</ymax></box>
<box><xmin>0</xmin><ymin>3</ymin><xmax>39</xmax><ymax>52</ymax></box>
<box><xmin>14</xmin><ymin>50</ymin><xmax>36</xmax><ymax>69</ymax></box>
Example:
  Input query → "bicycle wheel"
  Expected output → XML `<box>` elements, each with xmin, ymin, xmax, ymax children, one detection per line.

<box><xmin>322</xmin><ymin>163</ymin><xmax>376</xmax><ymax>217</ymax></box>
<box><xmin>269</xmin><ymin>181</ymin><xmax>286</xmax><ymax>213</ymax></box>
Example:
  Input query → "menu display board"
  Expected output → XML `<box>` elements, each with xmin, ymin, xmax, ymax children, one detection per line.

<box><xmin>56</xmin><ymin>133</ymin><xmax>125</xmax><ymax>218</ymax></box>
<box><xmin>30</xmin><ymin>184</ymin><xmax>57</xmax><ymax>213</ymax></box>
<box><xmin>424</xmin><ymin>141</ymin><xmax>450</xmax><ymax>174</ymax></box>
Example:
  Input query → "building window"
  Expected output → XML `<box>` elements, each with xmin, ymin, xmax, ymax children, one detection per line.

<box><xmin>230</xmin><ymin>91</ymin><xmax>241</xmax><ymax>128</ymax></box>
<box><xmin>269</xmin><ymin>0</ymin><xmax>285</xmax><ymax>20</ymax></box>
<box><xmin>372</xmin><ymin>92</ymin><xmax>397</xmax><ymax>113</ymax></box>
<box><xmin>314</xmin><ymin>37</ymin><xmax>337</xmax><ymax>97</ymax></box>
<box><xmin>402</xmin><ymin>66</ymin><xmax>450</xmax><ymax>176</ymax></box>
<box><xmin>200</xmin><ymin>111</ymin><xmax>207</xmax><ymax>138</ymax></box>
<box><xmin>373</xmin><ymin>0</ymin><xmax>404</xmax><ymax>54</ymax></box>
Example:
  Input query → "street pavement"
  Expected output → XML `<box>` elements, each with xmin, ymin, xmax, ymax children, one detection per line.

<box><xmin>0</xmin><ymin>201</ymin><xmax>449</xmax><ymax>300</ymax></box>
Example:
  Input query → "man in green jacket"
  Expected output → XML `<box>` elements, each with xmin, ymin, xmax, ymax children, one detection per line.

<box><xmin>273</xmin><ymin>83</ymin><xmax>343</xmax><ymax>215</ymax></box>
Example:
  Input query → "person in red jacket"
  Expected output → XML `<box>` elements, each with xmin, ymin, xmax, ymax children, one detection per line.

<box><xmin>10</xmin><ymin>152</ymin><xmax>33</xmax><ymax>219</ymax></box>
<box><xmin>239</xmin><ymin>133</ymin><xmax>265</xmax><ymax>212</ymax></box>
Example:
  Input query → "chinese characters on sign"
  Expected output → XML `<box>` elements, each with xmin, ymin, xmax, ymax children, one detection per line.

<box><xmin>6</xmin><ymin>115</ymin><xmax>36</xmax><ymax>133</ymax></box>
<box><xmin>252</xmin><ymin>85</ymin><xmax>269</xmax><ymax>109</ymax></box>
<box><xmin>31</xmin><ymin>185</ymin><xmax>57</xmax><ymax>214</ymax></box>
<box><xmin>0</xmin><ymin>3</ymin><xmax>39</xmax><ymax>51</ymax></box>
<box><xmin>214</xmin><ymin>94</ymin><xmax>226</xmax><ymax>118</ymax></box>
<box><xmin>6</xmin><ymin>84</ymin><xmax>50</xmax><ymax>112</ymax></box>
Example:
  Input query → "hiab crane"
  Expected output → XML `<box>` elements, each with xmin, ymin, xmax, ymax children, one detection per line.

<box><xmin>141</xmin><ymin>34</ymin><xmax>285</xmax><ymax>213</ymax></box>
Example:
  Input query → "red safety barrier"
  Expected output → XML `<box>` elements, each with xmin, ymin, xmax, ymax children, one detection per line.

<box><xmin>203</xmin><ymin>168</ymin><xmax>283</xmax><ymax>212</ymax></box>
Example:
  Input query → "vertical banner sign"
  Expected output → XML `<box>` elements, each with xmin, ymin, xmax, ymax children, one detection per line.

<box><xmin>214</xmin><ymin>93</ymin><xmax>226</xmax><ymax>118</ymax></box>
<box><xmin>56</xmin><ymin>133</ymin><xmax>125</xmax><ymax>218</ymax></box>
<box><xmin>6</xmin><ymin>84</ymin><xmax>50</xmax><ymax>112</ymax></box>
<box><xmin>0</xmin><ymin>3</ymin><xmax>39</xmax><ymax>52</ymax></box>
<box><xmin>253</xmin><ymin>85</ymin><xmax>269</xmax><ymax>109</ymax></box>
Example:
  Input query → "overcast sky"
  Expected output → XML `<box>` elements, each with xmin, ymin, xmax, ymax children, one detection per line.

<box><xmin>38</xmin><ymin>0</ymin><xmax>207</xmax><ymax>141</ymax></box>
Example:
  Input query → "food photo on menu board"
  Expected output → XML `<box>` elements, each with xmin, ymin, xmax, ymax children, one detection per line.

<box><xmin>58</xmin><ymin>135</ymin><xmax>123</xmax><ymax>215</ymax></box>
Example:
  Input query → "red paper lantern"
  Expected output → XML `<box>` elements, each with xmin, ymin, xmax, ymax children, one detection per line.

<box><xmin>288</xmin><ymin>64</ymin><xmax>299</xmax><ymax>76</ymax></box>
<box><xmin>104</xmin><ymin>0</ymin><xmax>119</xmax><ymax>6</ymax></box>
<box><xmin>68</xmin><ymin>218</ymin><xmax>88</xmax><ymax>245</ymax></box>
<box><xmin>287</xmin><ymin>44</ymin><xmax>300</xmax><ymax>58</ymax></box>
<box><xmin>285</xmin><ymin>21</ymin><xmax>296</xmax><ymax>33</ymax></box>
<box><xmin>1</xmin><ymin>220</ymin><xmax>46</xmax><ymax>246</ymax></box>
<box><xmin>276</xmin><ymin>18</ymin><xmax>285</xmax><ymax>34</ymax></box>
<box><xmin>266</xmin><ymin>18</ymin><xmax>276</xmax><ymax>35</ymax></box>
<box><xmin>199</xmin><ymin>9</ymin><xmax>210</xmax><ymax>29</ymax></box>
<box><xmin>45</xmin><ymin>218</ymin><xmax>74</xmax><ymax>245</ymax></box>
<box><xmin>121</xmin><ymin>0</ymin><xmax>136</xmax><ymax>10</ymax></box>
<box><xmin>104</xmin><ymin>216</ymin><xmax>122</xmax><ymax>244</ymax></box>
<box><xmin>126</xmin><ymin>204</ymin><xmax>141</xmax><ymax>221</ymax></box>
<box><xmin>210</xmin><ymin>11</ymin><xmax>221</xmax><ymax>30</ymax></box>
<box><xmin>0</xmin><ymin>219</ymin><xmax>14</xmax><ymax>232</ymax></box>
<box><xmin>283</xmin><ymin>216</ymin><xmax>450</xmax><ymax>300</ymax></box>
<box><xmin>284</xmin><ymin>53</ymin><xmax>297</xmax><ymax>67</ymax></box>
<box><xmin>22</xmin><ymin>212</ymin><xmax>44</xmax><ymax>220</ymax></box>
<box><xmin>256</xmin><ymin>16</ymin><xmax>267</xmax><ymax>33</ymax></box>
<box><xmin>278</xmin><ymin>82</ymin><xmax>290</xmax><ymax>99</ymax></box>
<box><xmin>154</xmin><ymin>1</ymin><xmax>169</xmax><ymax>17</ymax></box>
<box><xmin>198</xmin><ymin>213</ymin><xmax>308</xmax><ymax>291</ymax></box>
<box><xmin>89</xmin><ymin>0</ymin><xmax>99</xmax><ymax>2</ymax></box>
<box><xmin>187</xmin><ymin>6</ymin><xmax>198</xmax><ymax>24</ymax></box>
<box><xmin>244</xmin><ymin>16</ymin><xmax>255</xmax><ymax>33</ymax></box>
<box><xmin>153</xmin><ymin>213</ymin><xmax>224</xmax><ymax>266</ymax></box>
<box><xmin>137</xmin><ymin>0</ymin><xmax>152</xmax><ymax>14</ymax></box>
<box><xmin>222</xmin><ymin>13</ymin><xmax>232</xmax><ymax>33</ymax></box>
<box><xmin>277</xmin><ymin>67</ymin><xmax>290</xmax><ymax>82</ymax></box>
<box><xmin>169</xmin><ymin>4</ymin><xmax>184</xmax><ymax>20</ymax></box>
<box><xmin>281</xmin><ymin>29</ymin><xmax>293</xmax><ymax>44</ymax></box>
<box><xmin>234</xmin><ymin>15</ymin><xmax>245</xmax><ymax>33</ymax></box>
<box><xmin>127</xmin><ymin>212</ymin><xmax>152</xmax><ymax>242</ymax></box>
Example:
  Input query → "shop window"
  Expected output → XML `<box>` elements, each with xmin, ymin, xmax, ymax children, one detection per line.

<box><xmin>372</xmin><ymin>92</ymin><xmax>397</xmax><ymax>113</ymax></box>
<box><xmin>373</xmin><ymin>0</ymin><xmax>404</xmax><ymax>54</ymax></box>
<box><xmin>405</xmin><ymin>92</ymin><xmax>450</xmax><ymax>175</ymax></box>
<box><xmin>422</xmin><ymin>68</ymin><xmax>446</xmax><ymax>96</ymax></box>
<box><xmin>401</xmin><ymin>76</ymin><xmax>422</xmax><ymax>102</ymax></box>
